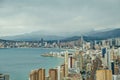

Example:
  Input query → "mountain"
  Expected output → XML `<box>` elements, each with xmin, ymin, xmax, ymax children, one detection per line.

<box><xmin>62</xmin><ymin>28</ymin><xmax>120</xmax><ymax>42</ymax></box>
<box><xmin>0</xmin><ymin>29</ymin><xmax>92</xmax><ymax>41</ymax></box>
<box><xmin>88</xmin><ymin>28</ymin><xmax>120</xmax><ymax>39</ymax></box>
<box><xmin>1</xmin><ymin>28</ymin><xmax>120</xmax><ymax>41</ymax></box>
<box><xmin>0</xmin><ymin>31</ymin><xmax>65</xmax><ymax>41</ymax></box>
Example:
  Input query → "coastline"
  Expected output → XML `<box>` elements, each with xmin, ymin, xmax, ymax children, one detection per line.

<box><xmin>0</xmin><ymin>48</ymin><xmax>64</xmax><ymax>80</ymax></box>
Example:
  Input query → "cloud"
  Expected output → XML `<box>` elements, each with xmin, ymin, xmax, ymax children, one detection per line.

<box><xmin>0</xmin><ymin>0</ymin><xmax>120</xmax><ymax>36</ymax></box>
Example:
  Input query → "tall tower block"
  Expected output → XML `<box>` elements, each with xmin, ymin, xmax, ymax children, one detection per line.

<box><xmin>49</xmin><ymin>69</ymin><xmax>58</xmax><ymax>80</ymax></box>
<box><xmin>96</xmin><ymin>70</ymin><xmax>112</xmax><ymax>80</ymax></box>
<box><xmin>64</xmin><ymin>51</ymin><xmax>68</xmax><ymax>77</ymax></box>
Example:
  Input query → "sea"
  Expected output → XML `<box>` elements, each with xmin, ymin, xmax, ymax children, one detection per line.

<box><xmin>0</xmin><ymin>48</ymin><xmax>64</xmax><ymax>80</ymax></box>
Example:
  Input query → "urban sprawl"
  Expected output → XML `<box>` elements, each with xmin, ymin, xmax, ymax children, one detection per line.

<box><xmin>1</xmin><ymin>37</ymin><xmax>120</xmax><ymax>80</ymax></box>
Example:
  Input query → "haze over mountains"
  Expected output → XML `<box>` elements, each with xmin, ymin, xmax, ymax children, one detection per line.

<box><xmin>0</xmin><ymin>28</ymin><xmax>120</xmax><ymax>41</ymax></box>
<box><xmin>65</xmin><ymin>28</ymin><xmax>120</xmax><ymax>41</ymax></box>
<box><xmin>0</xmin><ymin>29</ymin><xmax>91</xmax><ymax>41</ymax></box>
<box><xmin>87</xmin><ymin>28</ymin><xmax>120</xmax><ymax>38</ymax></box>
<box><xmin>0</xmin><ymin>31</ymin><xmax>64</xmax><ymax>41</ymax></box>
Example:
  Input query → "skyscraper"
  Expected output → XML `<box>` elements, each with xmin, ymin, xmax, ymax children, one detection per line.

<box><xmin>0</xmin><ymin>74</ymin><xmax>9</xmax><ymax>80</ymax></box>
<box><xmin>111</xmin><ymin>61</ymin><xmax>115</xmax><ymax>75</ymax></box>
<box><xmin>30</xmin><ymin>68</ymin><xmax>45</xmax><ymax>80</ymax></box>
<box><xmin>38</xmin><ymin>68</ymin><xmax>45</xmax><ymax>80</ymax></box>
<box><xmin>30</xmin><ymin>70</ymin><xmax>38</xmax><ymax>80</ymax></box>
<box><xmin>41</xmin><ymin>38</ymin><xmax>44</xmax><ymax>47</ymax></box>
<box><xmin>60</xmin><ymin>64</ymin><xmax>65</xmax><ymax>80</ymax></box>
<box><xmin>96</xmin><ymin>70</ymin><xmax>112</xmax><ymax>80</ymax></box>
<box><xmin>4</xmin><ymin>75</ymin><xmax>9</xmax><ymax>80</ymax></box>
<box><xmin>78</xmin><ymin>51</ymin><xmax>83</xmax><ymax>71</ymax></box>
<box><xmin>80</xmin><ymin>36</ymin><xmax>84</xmax><ymax>49</ymax></box>
<box><xmin>64</xmin><ymin>51</ymin><xmax>68</xmax><ymax>77</ymax></box>
<box><xmin>57</xmin><ymin>66</ymin><xmax>60</xmax><ymax>80</ymax></box>
<box><xmin>107</xmin><ymin>50</ymin><xmax>111</xmax><ymax>70</ymax></box>
<box><xmin>101</xmin><ymin>47</ymin><xmax>107</xmax><ymax>58</ymax></box>
<box><xmin>49</xmin><ymin>69</ymin><xmax>58</xmax><ymax>80</ymax></box>
<box><xmin>68</xmin><ymin>57</ymin><xmax>73</xmax><ymax>68</ymax></box>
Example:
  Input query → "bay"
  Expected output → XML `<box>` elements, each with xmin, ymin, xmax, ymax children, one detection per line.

<box><xmin>0</xmin><ymin>48</ymin><xmax>64</xmax><ymax>80</ymax></box>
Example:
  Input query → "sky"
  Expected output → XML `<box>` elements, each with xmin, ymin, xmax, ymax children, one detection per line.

<box><xmin>0</xmin><ymin>0</ymin><xmax>120</xmax><ymax>37</ymax></box>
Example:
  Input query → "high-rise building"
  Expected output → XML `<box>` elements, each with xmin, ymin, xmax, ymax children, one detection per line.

<box><xmin>0</xmin><ymin>74</ymin><xmax>4</xmax><ymax>80</ymax></box>
<box><xmin>108</xmin><ymin>39</ymin><xmax>113</xmax><ymax>47</ymax></box>
<box><xmin>30</xmin><ymin>68</ymin><xmax>45</xmax><ymax>80</ymax></box>
<box><xmin>4</xmin><ymin>75</ymin><xmax>9</xmax><ymax>80</ymax></box>
<box><xmin>74</xmin><ymin>51</ymin><xmax>83</xmax><ymax>71</ymax></box>
<box><xmin>101</xmin><ymin>47</ymin><xmax>107</xmax><ymax>58</ymax></box>
<box><xmin>111</xmin><ymin>61</ymin><xmax>115</xmax><ymax>75</ymax></box>
<box><xmin>30</xmin><ymin>70</ymin><xmax>34</xmax><ymax>80</ymax></box>
<box><xmin>80</xmin><ymin>36</ymin><xmax>84</xmax><ymax>50</ymax></box>
<box><xmin>96</xmin><ymin>70</ymin><xmax>112</xmax><ymax>80</ymax></box>
<box><xmin>60</xmin><ymin>64</ymin><xmax>65</xmax><ymax>80</ymax></box>
<box><xmin>49</xmin><ymin>69</ymin><xmax>58</xmax><ymax>80</ymax></box>
<box><xmin>68</xmin><ymin>57</ymin><xmax>74</xmax><ymax>68</ymax></box>
<box><xmin>64</xmin><ymin>51</ymin><xmax>68</xmax><ymax>77</ymax></box>
<box><xmin>45</xmin><ymin>76</ymin><xmax>50</xmax><ymax>80</ymax></box>
<box><xmin>30</xmin><ymin>70</ymin><xmax>38</xmax><ymax>80</ymax></box>
<box><xmin>41</xmin><ymin>38</ymin><xmax>44</xmax><ymax>46</ymax></box>
<box><xmin>101</xmin><ymin>47</ymin><xmax>111</xmax><ymax>68</ymax></box>
<box><xmin>0</xmin><ymin>74</ymin><xmax>9</xmax><ymax>80</ymax></box>
<box><xmin>115</xmin><ymin>38</ymin><xmax>120</xmax><ymax>46</ymax></box>
<box><xmin>107</xmin><ymin>50</ymin><xmax>111</xmax><ymax>70</ymax></box>
<box><xmin>78</xmin><ymin>51</ymin><xmax>83</xmax><ymax>71</ymax></box>
<box><xmin>118</xmin><ymin>48</ymin><xmax>120</xmax><ymax>56</ymax></box>
<box><xmin>86</xmin><ymin>63</ymin><xmax>92</xmax><ymax>72</ymax></box>
<box><xmin>110</xmin><ymin>47</ymin><xmax>115</xmax><ymax>61</ymax></box>
<box><xmin>104</xmin><ymin>48</ymin><xmax>112</xmax><ymax>68</ymax></box>
<box><xmin>114</xmin><ymin>65</ymin><xmax>119</xmax><ymax>75</ymax></box>
<box><xmin>113</xmin><ymin>75</ymin><xmax>120</xmax><ymax>80</ymax></box>
<box><xmin>38</xmin><ymin>68</ymin><xmax>45</xmax><ymax>80</ymax></box>
<box><xmin>57</xmin><ymin>66</ymin><xmax>60</xmax><ymax>80</ymax></box>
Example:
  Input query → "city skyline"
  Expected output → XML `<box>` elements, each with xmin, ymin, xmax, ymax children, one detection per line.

<box><xmin>0</xmin><ymin>0</ymin><xmax>120</xmax><ymax>37</ymax></box>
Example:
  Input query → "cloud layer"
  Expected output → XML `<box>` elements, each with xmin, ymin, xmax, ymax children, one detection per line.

<box><xmin>0</xmin><ymin>0</ymin><xmax>120</xmax><ymax>36</ymax></box>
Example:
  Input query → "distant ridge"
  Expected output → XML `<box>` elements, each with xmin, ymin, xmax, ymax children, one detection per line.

<box><xmin>0</xmin><ymin>31</ymin><xmax>65</xmax><ymax>41</ymax></box>
<box><xmin>0</xmin><ymin>28</ymin><xmax>120</xmax><ymax>42</ymax></box>
<box><xmin>88</xmin><ymin>28</ymin><xmax>120</xmax><ymax>39</ymax></box>
<box><xmin>62</xmin><ymin>28</ymin><xmax>120</xmax><ymax>41</ymax></box>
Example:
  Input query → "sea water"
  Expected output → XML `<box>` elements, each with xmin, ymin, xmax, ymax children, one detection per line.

<box><xmin>0</xmin><ymin>48</ymin><xmax>64</xmax><ymax>80</ymax></box>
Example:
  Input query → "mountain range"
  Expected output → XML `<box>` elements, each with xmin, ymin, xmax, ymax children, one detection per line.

<box><xmin>0</xmin><ymin>29</ymin><xmax>90</xmax><ymax>41</ymax></box>
<box><xmin>87</xmin><ymin>28</ymin><xmax>120</xmax><ymax>39</ymax></box>
<box><xmin>0</xmin><ymin>31</ymin><xmax>64</xmax><ymax>41</ymax></box>
<box><xmin>61</xmin><ymin>28</ymin><xmax>120</xmax><ymax>41</ymax></box>
<box><xmin>0</xmin><ymin>28</ymin><xmax>120</xmax><ymax>41</ymax></box>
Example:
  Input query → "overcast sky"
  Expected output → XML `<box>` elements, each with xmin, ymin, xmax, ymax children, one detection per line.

<box><xmin>0</xmin><ymin>0</ymin><xmax>120</xmax><ymax>37</ymax></box>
